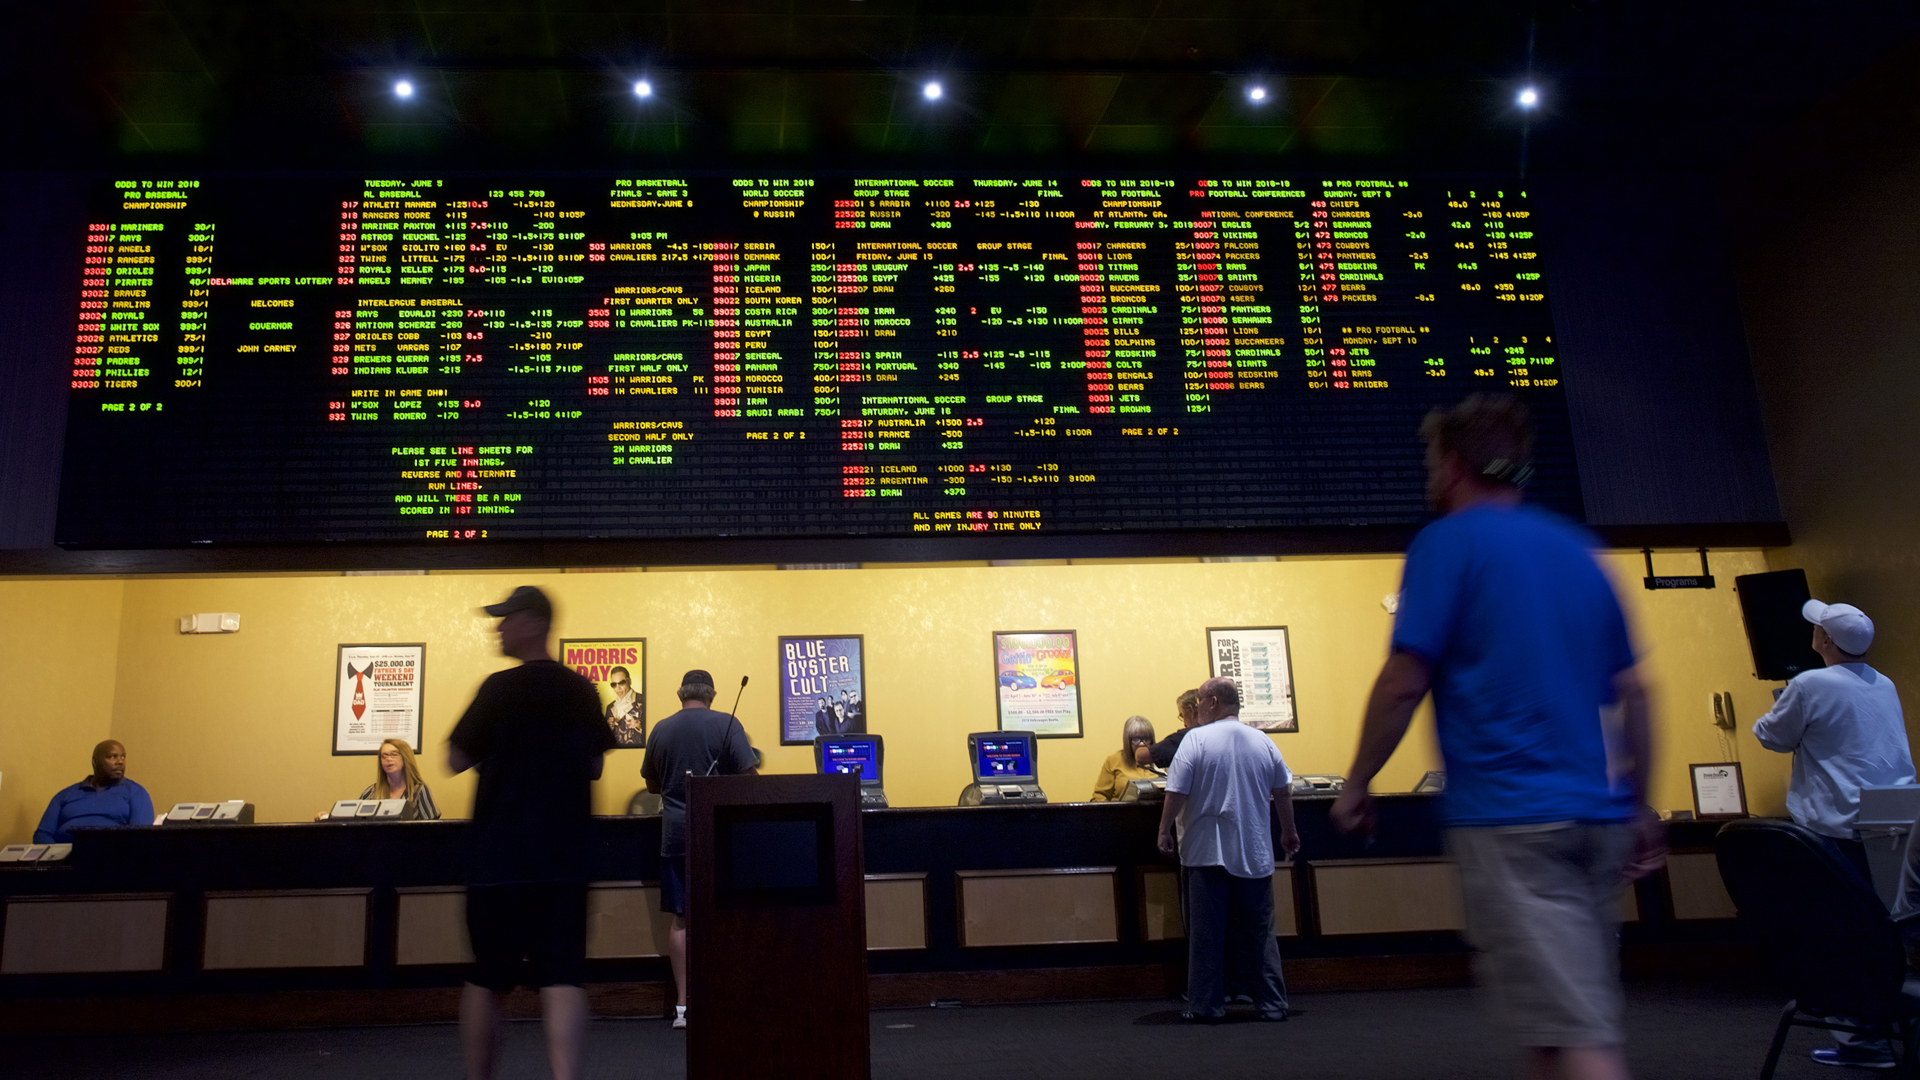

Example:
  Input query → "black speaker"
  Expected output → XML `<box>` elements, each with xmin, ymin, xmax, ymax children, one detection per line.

<box><xmin>1734</xmin><ymin>569</ymin><xmax>1823</xmax><ymax>681</ymax></box>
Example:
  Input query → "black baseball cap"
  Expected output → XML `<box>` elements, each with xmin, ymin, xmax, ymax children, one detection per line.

<box><xmin>482</xmin><ymin>585</ymin><xmax>552</xmax><ymax>620</ymax></box>
<box><xmin>680</xmin><ymin>669</ymin><xmax>715</xmax><ymax>688</ymax></box>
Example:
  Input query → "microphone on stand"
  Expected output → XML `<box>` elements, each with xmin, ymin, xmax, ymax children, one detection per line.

<box><xmin>709</xmin><ymin>675</ymin><xmax>750</xmax><ymax>776</ymax></box>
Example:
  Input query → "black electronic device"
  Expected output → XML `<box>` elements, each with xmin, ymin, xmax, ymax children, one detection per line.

<box><xmin>1118</xmin><ymin>777</ymin><xmax>1167</xmax><ymax>803</ymax></box>
<box><xmin>1735</xmin><ymin>569</ymin><xmax>1824</xmax><ymax>681</ymax></box>
<box><xmin>813</xmin><ymin>734</ymin><xmax>889</xmax><ymax>809</ymax></box>
<box><xmin>1412</xmin><ymin>770</ymin><xmax>1446</xmax><ymax>794</ymax></box>
<box><xmin>1289</xmin><ymin>774</ymin><xmax>1346</xmax><ymax>795</ymax></box>
<box><xmin>53</xmin><ymin>172</ymin><xmax>1580</xmax><ymax>553</ymax></box>
<box><xmin>959</xmin><ymin>731</ymin><xmax>1046</xmax><ymax>806</ymax></box>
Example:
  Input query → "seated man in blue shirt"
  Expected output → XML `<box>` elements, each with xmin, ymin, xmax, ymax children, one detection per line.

<box><xmin>35</xmin><ymin>740</ymin><xmax>154</xmax><ymax>843</ymax></box>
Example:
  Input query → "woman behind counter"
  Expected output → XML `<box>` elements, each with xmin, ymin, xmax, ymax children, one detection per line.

<box><xmin>316</xmin><ymin>739</ymin><xmax>442</xmax><ymax>821</ymax></box>
<box><xmin>1089</xmin><ymin>715</ymin><xmax>1164</xmax><ymax>801</ymax></box>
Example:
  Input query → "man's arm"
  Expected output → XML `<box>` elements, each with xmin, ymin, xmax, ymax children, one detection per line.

<box><xmin>33</xmin><ymin>789</ymin><xmax>66</xmax><ymax>844</ymax></box>
<box><xmin>129</xmin><ymin>783</ymin><xmax>155</xmax><ymax>829</ymax></box>
<box><xmin>1157</xmin><ymin>791</ymin><xmax>1187</xmax><ymax>857</ymax></box>
<box><xmin>1750</xmin><ymin>681</ymin><xmax>1806</xmax><ymax>752</ymax></box>
<box><xmin>1271</xmin><ymin>787</ymin><xmax>1300</xmax><ymax>858</ymax></box>
<box><xmin>1331</xmin><ymin>650</ymin><xmax>1433</xmax><ymax>836</ymax></box>
<box><xmin>1148</xmin><ymin>729</ymin><xmax>1183</xmax><ymax>769</ymax></box>
<box><xmin>1615</xmin><ymin>665</ymin><xmax>1669</xmax><ymax>880</ymax></box>
<box><xmin>448</xmin><ymin>743</ymin><xmax>475</xmax><ymax>775</ymax></box>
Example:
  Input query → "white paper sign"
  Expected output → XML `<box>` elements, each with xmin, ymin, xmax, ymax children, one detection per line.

<box><xmin>334</xmin><ymin>643</ymin><xmax>426</xmax><ymax>755</ymax></box>
<box><xmin>1208</xmin><ymin>626</ymin><xmax>1297</xmax><ymax>733</ymax></box>
<box><xmin>1691</xmin><ymin>763</ymin><xmax>1746</xmax><ymax>817</ymax></box>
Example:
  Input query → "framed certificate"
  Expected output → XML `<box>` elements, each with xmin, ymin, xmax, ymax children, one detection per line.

<box><xmin>1206</xmin><ymin>626</ymin><xmax>1298</xmax><ymax>732</ymax></box>
<box><xmin>333</xmin><ymin>643</ymin><xmax>426</xmax><ymax>755</ymax></box>
<box><xmin>1689</xmin><ymin>762</ymin><xmax>1749</xmax><ymax>819</ymax></box>
<box><xmin>993</xmin><ymin>630</ymin><xmax>1083</xmax><ymax>738</ymax></box>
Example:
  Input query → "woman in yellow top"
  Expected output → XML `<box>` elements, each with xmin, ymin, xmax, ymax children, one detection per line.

<box><xmin>1089</xmin><ymin>715</ymin><xmax>1164</xmax><ymax>801</ymax></box>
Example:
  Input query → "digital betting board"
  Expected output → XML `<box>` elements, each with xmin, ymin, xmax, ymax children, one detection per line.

<box><xmin>56</xmin><ymin>172</ymin><xmax>1577</xmax><ymax>548</ymax></box>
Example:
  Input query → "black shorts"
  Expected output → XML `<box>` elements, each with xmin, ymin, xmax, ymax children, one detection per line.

<box><xmin>465</xmin><ymin>881</ymin><xmax>589</xmax><ymax>991</ymax></box>
<box><xmin>660</xmin><ymin>855</ymin><xmax>689</xmax><ymax>916</ymax></box>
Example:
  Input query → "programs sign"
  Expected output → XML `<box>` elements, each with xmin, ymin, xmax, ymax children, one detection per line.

<box><xmin>1207</xmin><ymin>626</ymin><xmax>1297</xmax><ymax>733</ymax></box>
<box><xmin>333</xmin><ymin>643</ymin><xmax>425</xmax><ymax>755</ymax></box>
<box><xmin>994</xmin><ymin>630</ymin><xmax>1083</xmax><ymax>739</ymax></box>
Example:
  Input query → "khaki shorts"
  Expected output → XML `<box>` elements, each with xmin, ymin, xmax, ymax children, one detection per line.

<box><xmin>1448</xmin><ymin>821</ymin><xmax>1634</xmax><ymax>1048</ymax></box>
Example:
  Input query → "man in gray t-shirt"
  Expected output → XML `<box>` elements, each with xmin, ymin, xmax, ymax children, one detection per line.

<box><xmin>639</xmin><ymin>669</ymin><xmax>757</xmax><ymax>1029</ymax></box>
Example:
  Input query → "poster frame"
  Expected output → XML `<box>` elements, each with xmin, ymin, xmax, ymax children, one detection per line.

<box><xmin>1206</xmin><ymin>625</ymin><xmax>1300</xmax><ymax>733</ymax></box>
<box><xmin>777</xmin><ymin>633</ymin><xmax>868</xmax><ymax>746</ymax></box>
<box><xmin>332</xmin><ymin>642</ymin><xmax>427</xmax><ymax>756</ymax></box>
<box><xmin>992</xmin><ymin>629</ymin><xmax>1085</xmax><ymax>740</ymax></box>
<box><xmin>1689</xmin><ymin>761</ymin><xmax>1750</xmax><ymax>820</ymax></box>
<box><xmin>559</xmin><ymin>636</ymin><xmax>649</xmax><ymax>749</ymax></box>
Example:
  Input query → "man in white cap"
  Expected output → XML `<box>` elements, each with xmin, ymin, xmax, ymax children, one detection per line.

<box><xmin>1752</xmin><ymin>597</ymin><xmax>1915</xmax><ymax>1069</ymax></box>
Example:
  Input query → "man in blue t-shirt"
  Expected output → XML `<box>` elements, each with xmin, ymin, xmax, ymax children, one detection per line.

<box><xmin>1332</xmin><ymin>395</ymin><xmax>1665</xmax><ymax>1080</ymax></box>
<box><xmin>36</xmin><ymin>740</ymin><xmax>154</xmax><ymax>843</ymax></box>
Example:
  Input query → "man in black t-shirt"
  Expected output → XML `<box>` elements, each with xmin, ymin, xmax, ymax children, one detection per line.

<box><xmin>640</xmin><ymin>669</ymin><xmax>758</xmax><ymax>1030</ymax></box>
<box><xmin>448</xmin><ymin>585</ymin><xmax>614</xmax><ymax>1080</ymax></box>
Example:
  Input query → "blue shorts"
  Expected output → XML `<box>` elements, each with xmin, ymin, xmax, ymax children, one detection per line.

<box><xmin>660</xmin><ymin>854</ymin><xmax>689</xmax><ymax>916</ymax></box>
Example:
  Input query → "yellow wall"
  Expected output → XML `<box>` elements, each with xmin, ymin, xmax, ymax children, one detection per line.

<box><xmin>0</xmin><ymin>550</ymin><xmax>1797</xmax><ymax>842</ymax></box>
<box><xmin>0</xmin><ymin>579</ymin><xmax>126</xmax><ymax>843</ymax></box>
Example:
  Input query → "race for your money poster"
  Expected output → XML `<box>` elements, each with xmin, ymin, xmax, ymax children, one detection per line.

<box><xmin>993</xmin><ymin>630</ymin><xmax>1083</xmax><ymax>738</ymax></box>
<box><xmin>1206</xmin><ymin>626</ymin><xmax>1298</xmax><ymax>732</ymax></box>
<box><xmin>560</xmin><ymin>638</ymin><xmax>648</xmax><ymax>748</ymax></box>
<box><xmin>333</xmin><ymin>644</ymin><xmax>426</xmax><ymax>755</ymax></box>
<box><xmin>780</xmin><ymin>635</ymin><xmax>866</xmax><ymax>745</ymax></box>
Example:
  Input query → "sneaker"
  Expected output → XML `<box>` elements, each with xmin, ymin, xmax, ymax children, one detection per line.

<box><xmin>672</xmin><ymin>1007</ymin><xmax>687</xmax><ymax>1030</ymax></box>
<box><xmin>1811</xmin><ymin>1048</ymin><xmax>1896</xmax><ymax>1069</ymax></box>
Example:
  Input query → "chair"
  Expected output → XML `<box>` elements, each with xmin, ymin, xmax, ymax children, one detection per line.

<box><xmin>1715</xmin><ymin>818</ymin><xmax>1920</xmax><ymax>1077</ymax></box>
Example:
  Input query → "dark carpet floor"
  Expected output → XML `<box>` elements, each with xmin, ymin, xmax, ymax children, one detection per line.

<box><xmin>6</xmin><ymin>982</ymin><xmax>1860</xmax><ymax>1079</ymax></box>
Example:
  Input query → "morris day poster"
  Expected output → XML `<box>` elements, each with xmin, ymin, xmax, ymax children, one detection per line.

<box><xmin>1206</xmin><ymin>626</ymin><xmax>1298</xmax><ymax>733</ymax></box>
<box><xmin>780</xmin><ymin>635</ymin><xmax>865</xmax><ymax>745</ymax></box>
<box><xmin>560</xmin><ymin>638</ymin><xmax>647</xmax><ymax>748</ymax></box>
<box><xmin>994</xmin><ymin>630</ymin><xmax>1083</xmax><ymax>738</ymax></box>
<box><xmin>333</xmin><ymin>644</ymin><xmax>426</xmax><ymax>755</ymax></box>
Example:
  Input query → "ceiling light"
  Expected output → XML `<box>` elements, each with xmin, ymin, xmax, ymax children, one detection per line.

<box><xmin>1516</xmin><ymin>86</ymin><xmax>1540</xmax><ymax>109</ymax></box>
<box><xmin>1247</xmin><ymin>85</ymin><xmax>1269</xmax><ymax>103</ymax></box>
<box><xmin>633</xmin><ymin>79</ymin><xmax>653</xmax><ymax>98</ymax></box>
<box><xmin>393</xmin><ymin>79</ymin><xmax>414</xmax><ymax>99</ymax></box>
<box><xmin>922</xmin><ymin>80</ymin><xmax>943</xmax><ymax>101</ymax></box>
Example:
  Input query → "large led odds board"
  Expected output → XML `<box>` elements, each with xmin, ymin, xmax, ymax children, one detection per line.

<box><xmin>56</xmin><ymin>173</ymin><xmax>1576</xmax><ymax>547</ymax></box>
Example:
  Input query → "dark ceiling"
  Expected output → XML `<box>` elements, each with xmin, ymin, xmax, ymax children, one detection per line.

<box><xmin>4</xmin><ymin>1</ymin><xmax>1917</xmax><ymax>173</ymax></box>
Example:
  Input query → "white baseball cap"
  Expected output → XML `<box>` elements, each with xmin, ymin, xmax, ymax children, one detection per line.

<box><xmin>1803</xmin><ymin>599</ymin><xmax>1874</xmax><ymax>655</ymax></box>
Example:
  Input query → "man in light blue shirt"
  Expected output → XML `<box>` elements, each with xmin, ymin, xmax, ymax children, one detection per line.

<box><xmin>35</xmin><ymin>740</ymin><xmax>154</xmax><ymax>843</ymax></box>
<box><xmin>1753</xmin><ymin>597</ymin><xmax>1915</xmax><ymax>1069</ymax></box>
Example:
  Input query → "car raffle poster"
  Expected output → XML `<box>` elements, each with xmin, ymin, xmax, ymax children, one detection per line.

<box><xmin>779</xmin><ymin>635</ymin><xmax>866</xmax><ymax>745</ymax></box>
<box><xmin>1207</xmin><ymin>626</ymin><xmax>1298</xmax><ymax>732</ymax></box>
<box><xmin>993</xmin><ymin>630</ymin><xmax>1083</xmax><ymax>738</ymax></box>
<box><xmin>333</xmin><ymin>644</ymin><xmax>426</xmax><ymax>755</ymax></box>
<box><xmin>560</xmin><ymin>638</ymin><xmax>647</xmax><ymax>748</ymax></box>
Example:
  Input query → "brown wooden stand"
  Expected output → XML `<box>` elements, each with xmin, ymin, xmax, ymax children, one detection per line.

<box><xmin>687</xmin><ymin>773</ymin><xmax>869</xmax><ymax>1080</ymax></box>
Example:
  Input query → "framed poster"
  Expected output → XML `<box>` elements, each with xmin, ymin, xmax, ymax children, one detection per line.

<box><xmin>333</xmin><ymin>644</ymin><xmax>425</xmax><ymax>755</ymax></box>
<box><xmin>993</xmin><ymin>630</ymin><xmax>1083</xmax><ymax>739</ymax></box>
<box><xmin>560</xmin><ymin>638</ymin><xmax>648</xmax><ymax>748</ymax></box>
<box><xmin>779</xmin><ymin>635</ymin><xmax>867</xmax><ymax>745</ymax></box>
<box><xmin>1207</xmin><ymin>626</ymin><xmax>1298</xmax><ymax>733</ymax></box>
<box><xmin>1690</xmin><ymin>762</ymin><xmax>1749</xmax><ymax>819</ymax></box>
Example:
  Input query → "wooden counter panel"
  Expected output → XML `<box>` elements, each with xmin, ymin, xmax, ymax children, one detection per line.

<box><xmin>203</xmin><ymin>890</ymin><xmax>369</xmax><ymax>970</ymax></box>
<box><xmin>958</xmin><ymin>868</ymin><xmax>1118</xmax><ymax>947</ymax></box>
<box><xmin>865</xmin><ymin>874</ymin><xmax>927</xmax><ymax>951</ymax></box>
<box><xmin>395</xmin><ymin>888</ymin><xmax>471</xmax><ymax>967</ymax></box>
<box><xmin>1138</xmin><ymin>866</ymin><xmax>1297</xmax><ymax>940</ymax></box>
<box><xmin>587</xmin><ymin>883</ymin><xmax>673</xmax><ymax>959</ymax></box>
<box><xmin>1312</xmin><ymin>859</ymin><xmax>1465</xmax><ymax>936</ymax></box>
<box><xmin>1</xmin><ymin>894</ymin><xmax>169</xmax><ymax>974</ymax></box>
<box><xmin>1667</xmin><ymin>852</ymin><xmax>1737</xmax><ymax>920</ymax></box>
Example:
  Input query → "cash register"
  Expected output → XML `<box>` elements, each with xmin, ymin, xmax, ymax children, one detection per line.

<box><xmin>813</xmin><ymin>733</ymin><xmax>890</xmax><ymax>809</ymax></box>
<box><xmin>957</xmin><ymin>731</ymin><xmax>1047</xmax><ymax>806</ymax></box>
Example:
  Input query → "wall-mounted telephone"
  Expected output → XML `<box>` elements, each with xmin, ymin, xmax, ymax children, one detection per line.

<box><xmin>1712</xmin><ymin>692</ymin><xmax>1736</xmax><ymax>731</ymax></box>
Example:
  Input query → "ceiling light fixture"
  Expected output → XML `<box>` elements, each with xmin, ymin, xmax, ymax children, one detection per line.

<box><xmin>1247</xmin><ymin>85</ymin><xmax>1269</xmax><ymax>103</ymax></box>
<box><xmin>393</xmin><ymin>79</ymin><xmax>414</xmax><ymax>99</ymax></box>
<box><xmin>922</xmin><ymin>80</ymin><xmax>943</xmax><ymax>101</ymax></box>
<box><xmin>633</xmin><ymin>79</ymin><xmax>653</xmax><ymax>98</ymax></box>
<box><xmin>1516</xmin><ymin>86</ymin><xmax>1540</xmax><ymax>109</ymax></box>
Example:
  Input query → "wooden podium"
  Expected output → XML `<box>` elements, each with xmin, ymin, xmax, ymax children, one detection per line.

<box><xmin>687</xmin><ymin>773</ymin><xmax>869</xmax><ymax>1080</ymax></box>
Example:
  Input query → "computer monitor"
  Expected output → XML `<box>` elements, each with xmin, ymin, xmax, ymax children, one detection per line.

<box><xmin>814</xmin><ymin>734</ymin><xmax>884</xmax><ymax>787</ymax></box>
<box><xmin>970</xmin><ymin>732</ymin><xmax>1037</xmax><ymax>783</ymax></box>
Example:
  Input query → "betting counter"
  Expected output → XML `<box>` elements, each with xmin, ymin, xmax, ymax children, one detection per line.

<box><xmin>0</xmin><ymin>796</ymin><xmax>1738</xmax><ymax>1029</ymax></box>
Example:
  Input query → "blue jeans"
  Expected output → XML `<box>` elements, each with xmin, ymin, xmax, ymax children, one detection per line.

<box><xmin>1186</xmin><ymin>865</ymin><xmax>1288</xmax><ymax>1018</ymax></box>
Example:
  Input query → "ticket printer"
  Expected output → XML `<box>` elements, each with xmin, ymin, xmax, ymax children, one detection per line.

<box><xmin>162</xmin><ymin>801</ymin><xmax>254</xmax><ymax>824</ymax></box>
<box><xmin>958</xmin><ymin>731</ymin><xmax>1047</xmax><ymax>806</ymax></box>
